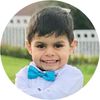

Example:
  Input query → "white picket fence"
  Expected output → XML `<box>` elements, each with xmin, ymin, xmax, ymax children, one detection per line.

<box><xmin>1</xmin><ymin>16</ymin><xmax>30</xmax><ymax>47</ymax></box>
<box><xmin>74</xmin><ymin>30</ymin><xmax>99</xmax><ymax>56</ymax></box>
<box><xmin>1</xmin><ymin>16</ymin><xmax>100</xmax><ymax>56</ymax></box>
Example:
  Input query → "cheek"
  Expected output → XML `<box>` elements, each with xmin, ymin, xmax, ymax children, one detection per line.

<box><xmin>31</xmin><ymin>49</ymin><xmax>44</xmax><ymax>61</ymax></box>
<box><xmin>61</xmin><ymin>53</ymin><xmax>69</xmax><ymax>60</ymax></box>
<box><xmin>60</xmin><ymin>49</ymin><xmax>71</xmax><ymax>61</ymax></box>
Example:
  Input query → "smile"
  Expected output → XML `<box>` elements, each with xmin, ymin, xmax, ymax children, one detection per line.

<box><xmin>40</xmin><ymin>60</ymin><xmax>59</xmax><ymax>65</ymax></box>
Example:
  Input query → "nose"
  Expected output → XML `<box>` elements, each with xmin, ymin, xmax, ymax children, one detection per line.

<box><xmin>44</xmin><ymin>47</ymin><xmax>55</xmax><ymax>57</ymax></box>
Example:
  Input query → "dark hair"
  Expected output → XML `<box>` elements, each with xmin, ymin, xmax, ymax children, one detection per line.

<box><xmin>26</xmin><ymin>6</ymin><xmax>74</xmax><ymax>44</ymax></box>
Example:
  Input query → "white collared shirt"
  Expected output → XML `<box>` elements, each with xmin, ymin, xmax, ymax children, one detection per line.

<box><xmin>15</xmin><ymin>63</ymin><xmax>83</xmax><ymax>99</ymax></box>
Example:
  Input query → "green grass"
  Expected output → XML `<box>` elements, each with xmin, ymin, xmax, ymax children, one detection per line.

<box><xmin>1</xmin><ymin>55</ymin><xmax>97</xmax><ymax>85</ymax></box>
<box><xmin>76</xmin><ymin>64</ymin><xmax>96</xmax><ymax>85</ymax></box>
<box><xmin>1</xmin><ymin>55</ymin><xmax>30</xmax><ymax>83</ymax></box>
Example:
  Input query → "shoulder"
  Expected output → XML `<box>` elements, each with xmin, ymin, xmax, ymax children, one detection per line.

<box><xmin>16</xmin><ymin>66</ymin><xmax>28</xmax><ymax>78</ymax></box>
<box><xmin>54</xmin><ymin>64</ymin><xmax>84</xmax><ymax>93</ymax></box>
<box><xmin>56</xmin><ymin>64</ymin><xmax>83</xmax><ymax>79</ymax></box>
<box><xmin>50</xmin><ymin>64</ymin><xmax>83</xmax><ymax>96</ymax></box>
<box><xmin>65</xmin><ymin>64</ymin><xmax>83</xmax><ymax>76</ymax></box>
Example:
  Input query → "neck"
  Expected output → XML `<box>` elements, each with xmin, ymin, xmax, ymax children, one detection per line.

<box><xmin>38</xmin><ymin>67</ymin><xmax>46</xmax><ymax>71</ymax></box>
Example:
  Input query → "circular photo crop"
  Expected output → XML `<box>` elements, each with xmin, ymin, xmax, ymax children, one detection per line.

<box><xmin>0</xmin><ymin>0</ymin><xmax>99</xmax><ymax>99</ymax></box>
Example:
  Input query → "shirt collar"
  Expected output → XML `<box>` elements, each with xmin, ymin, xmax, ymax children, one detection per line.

<box><xmin>29</xmin><ymin>61</ymin><xmax>67</xmax><ymax>74</ymax></box>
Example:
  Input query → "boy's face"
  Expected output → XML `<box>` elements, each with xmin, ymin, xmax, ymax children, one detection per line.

<box><xmin>26</xmin><ymin>34</ymin><xmax>77</xmax><ymax>71</ymax></box>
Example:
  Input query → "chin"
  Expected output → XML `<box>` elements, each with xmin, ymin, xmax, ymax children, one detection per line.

<box><xmin>44</xmin><ymin>66</ymin><xmax>61</xmax><ymax>71</ymax></box>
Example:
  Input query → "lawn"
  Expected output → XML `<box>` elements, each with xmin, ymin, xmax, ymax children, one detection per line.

<box><xmin>1</xmin><ymin>55</ymin><xmax>97</xmax><ymax>85</ymax></box>
<box><xmin>1</xmin><ymin>55</ymin><xmax>30</xmax><ymax>83</ymax></box>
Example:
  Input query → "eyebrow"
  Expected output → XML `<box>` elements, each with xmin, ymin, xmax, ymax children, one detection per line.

<box><xmin>54</xmin><ymin>41</ymin><xmax>65</xmax><ymax>44</ymax></box>
<box><xmin>35</xmin><ymin>42</ymin><xmax>46</xmax><ymax>44</ymax></box>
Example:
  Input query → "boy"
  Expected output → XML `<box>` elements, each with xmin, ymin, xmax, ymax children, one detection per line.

<box><xmin>15</xmin><ymin>6</ymin><xmax>83</xmax><ymax>99</ymax></box>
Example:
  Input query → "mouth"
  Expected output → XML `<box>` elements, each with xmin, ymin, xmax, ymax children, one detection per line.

<box><xmin>40</xmin><ymin>59</ymin><xmax>59</xmax><ymax>66</ymax></box>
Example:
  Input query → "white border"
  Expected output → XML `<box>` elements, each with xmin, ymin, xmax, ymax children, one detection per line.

<box><xmin>0</xmin><ymin>0</ymin><xmax>100</xmax><ymax>100</ymax></box>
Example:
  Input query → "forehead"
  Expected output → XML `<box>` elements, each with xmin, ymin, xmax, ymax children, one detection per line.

<box><xmin>32</xmin><ymin>34</ymin><xmax>69</xmax><ymax>43</ymax></box>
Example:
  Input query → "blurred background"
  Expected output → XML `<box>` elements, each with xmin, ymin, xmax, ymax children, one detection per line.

<box><xmin>0</xmin><ymin>0</ymin><xmax>99</xmax><ymax>85</ymax></box>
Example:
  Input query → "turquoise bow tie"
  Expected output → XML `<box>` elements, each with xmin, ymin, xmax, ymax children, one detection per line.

<box><xmin>28</xmin><ymin>65</ymin><xmax>56</xmax><ymax>81</ymax></box>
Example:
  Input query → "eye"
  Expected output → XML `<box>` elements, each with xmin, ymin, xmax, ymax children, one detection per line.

<box><xmin>36</xmin><ymin>44</ymin><xmax>46</xmax><ymax>48</ymax></box>
<box><xmin>54</xmin><ymin>44</ymin><xmax>64</xmax><ymax>48</ymax></box>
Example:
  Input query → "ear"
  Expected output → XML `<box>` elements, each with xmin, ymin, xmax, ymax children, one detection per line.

<box><xmin>25</xmin><ymin>41</ymin><xmax>32</xmax><ymax>55</ymax></box>
<box><xmin>70</xmin><ymin>40</ymin><xmax>78</xmax><ymax>54</ymax></box>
